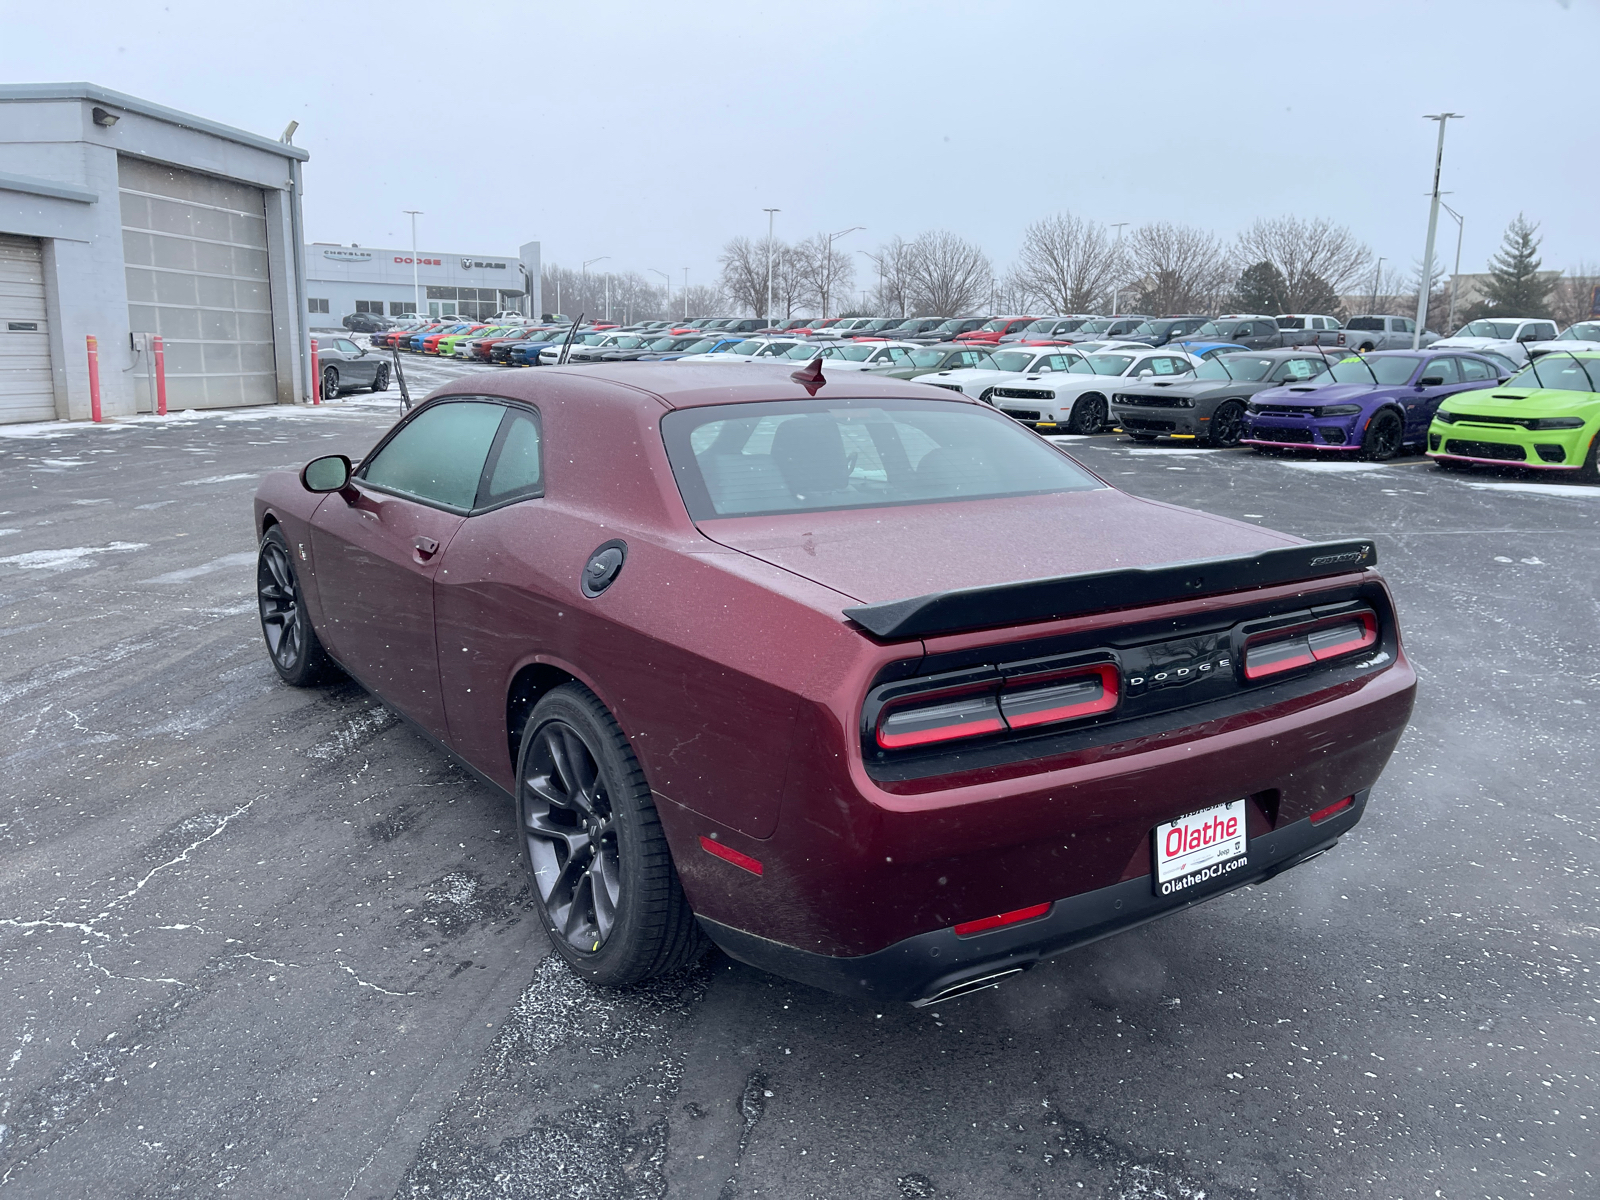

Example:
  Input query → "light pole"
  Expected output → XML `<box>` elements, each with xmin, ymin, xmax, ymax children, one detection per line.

<box><xmin>583</xmin><ymin>256</ymin><xmax>608</xmax><ymax>321</ymax></box>
<box><xmin>1109</xmin><ymin>222</ymin><xmax>1129</xmax><ymax>315</ymax></box>
<box><xmin>858</xmin><ymin>249</ymin><xmax>883</xmax><ymax>315</ymax></box>
<box><xmin>822</xmin><ymin>225</ymin><xmax>864</xmax><ymax>319</ymax></box>
<box><xmin>1414</xmin><ymin>112</ymin><xmax>1463</xmax><ymax>348</ymax></box>
<box><xmin>763</xmin><ymin>208</ymin><xmax>780</xmax><ymax>322</ymax></box>
<box><xmin>649</xmin><ymin>269</ymin><xmax>671</xmax><ymax>318</ymax></box>
<box><xmin>682</xmin><ymin>268</ymin><xmax>690</xmax><ymax>320</ymax></box>
<box><xmin>404</xmin><ymin>210</ymin><xmax>423</xmax><ymax>316</ymax></box>
<box><xmin>1369</xmin><ymin>257</ymin><xmax>1385</xmax><ymax>315</ymax></box>
<box><xmin>1440</xmin><ymin>201</ymin><xmax>1465</xmax><ymax>335</ymax></box>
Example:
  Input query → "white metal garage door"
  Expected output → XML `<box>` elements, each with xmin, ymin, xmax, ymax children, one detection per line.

<box><xmin>0</xmin><ymin>234</ymin><xmax>55</xmax><ymax>424</ymax></box>
<box><xmin>119</xmin><ymin>157</ymin><xmax>277</xmax><ymax>410</ymax></box>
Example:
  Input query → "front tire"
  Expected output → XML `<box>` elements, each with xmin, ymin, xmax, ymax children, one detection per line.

<box><xmin>257</xmin><ymin>526</ymin><xmax>339</xmax><ymax>687</ymax></box>
<box><xmin>1066</xmin><ymin>392</ymin><xmax>1107</xmax><ymax>435</ymax></box>
<box><xmin>1361</xmin><ymin>409</ymin><xmax>1403</xmax><ymax>461</ymax></box>
<box><xmin>516</xmin><ymin>683</ymin><xmax>706</xmax><ymax>986</ymax></box>
<box><xmin>321</xmin><ymin>365</ymin><xmax>340</xmax><ymax>400</ymax></box>
<box><xmin>1205</xmin><ymin>400</ymin><xmax>1246</xmax><ymax>448</ymax></box>
<box><xmin>1576</xmin><ymin>433</ymin><xmax>1600</xmax><ymax>483</ymax></box>
<box><xmin>370</xmin><ymin>363</ymin><xmax>390</xmax><ymax>393</ymax></box>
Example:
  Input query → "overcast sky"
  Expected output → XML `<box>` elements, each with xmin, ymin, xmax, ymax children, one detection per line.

<box><xmin>7</xmin><ymin>0</ymin><xmax>1596</xmax><ymax>295</ymax></box>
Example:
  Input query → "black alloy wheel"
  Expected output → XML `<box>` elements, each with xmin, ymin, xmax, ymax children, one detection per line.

<box><xmin>371</xmin><ymin>363</ymin><xmax>390</xmax><ymax>393</ymax></box>
<box><xmin>1577</xmin><ymin>434</ymin><xmax>1600</xmax><ymax>484</ymax></box>
<box><xmin>1361</xmin><ymin>409</ymin><xmax>1403</xmax><ymax>461</ymax></box>
<box><xmin>1067</xmin><ymin>393</ymin><xmax>1107</xmax><ymax>435</ymax></box>
<box><xmin>516</xmin><ymin>683</ymin><xmax>705</xmax><ymax>986</ymax></box>
<box><xmin>1206</xmin><ymin>400</ymin><xmax>1246</xmax><ymax>448</ymax></box>
<box><xmin>256</xmin><ymin>527</ymin><xmax>337</xmax><ymax>686</ymax></box>
<box><xmin>322</xmin><ymin>365</ymin><xmax>340</xmax><ymax>400</ymax></box>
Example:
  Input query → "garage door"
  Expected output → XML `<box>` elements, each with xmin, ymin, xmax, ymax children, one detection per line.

<box><xmin>0</xmin><ymin>234</ymin><xmax>55</xmax><ymax>424</ymax></box>
<box><xmin>119</xmin><ymin>157</ymin><xmax>277</xmax><ymax>410</ymax></box>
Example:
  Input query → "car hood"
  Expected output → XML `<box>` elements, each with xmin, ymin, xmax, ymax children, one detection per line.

<box><xmin>1439</xmin><ymin>387</ymin><xmax>1599</xmax><ymax>417</ymax></box>
<box><xmin>1250</xmin><ymin>380</ymin><xmax>1385</xmax><ymax>405</ymax></box>
<box><xmin>926</xmin><ymin>368</ymin><xmax>1050</xmax><ymax>389</ymax></box>
<box><xmin>1113</xmin><ymin>378</ymin><xmax>1270</xmax><ymax>399</ymax></box>
<box><xmin>695</xmin><ymin>487</ymin><xmax>1299</xmax><ymax>607</ymax></box>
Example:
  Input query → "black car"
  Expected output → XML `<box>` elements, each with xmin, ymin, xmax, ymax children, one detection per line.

<box><xmin>342</xmin><ymin>311</ymin><xmax>393</xmax><ymax>333</ymax></box>
<box><xmin>1057</xmin><ymin>316</ymin><xmax>1154</xmax><ymax>343</ymax></box>
<box><xmin>998</xmin><ymin>316</ymin><xmax>1097</xmax><ymax>343</ymax></box>
<box><xmin>1108</xmin><ymin>349</ymin><xmax>1335</xmax><ymax>447</ymax></box>
<box><xmin>1122</xmin><ymin>316</ymin><xmax>1210</xmax><ymax>347</ymax></box>
<box><xmin>1180</xmin><ymin>315</ymin><xmax>1285</xmax><ymax>351</ymax></box>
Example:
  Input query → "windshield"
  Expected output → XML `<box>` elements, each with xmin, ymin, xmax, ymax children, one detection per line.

<box><xmin>1196</xmin><ymin>356</ymin><xmax>1274</xmax><ymax>382</ymax></box>
<box><xmin>1328</xmin><ymin>355</ymin><xmax>1419</xmax><ymax>385</ymax></box>
<box><xmin>645</xmin><ymin>337</ymin><xmax>678</xmax><ymax>351</ymax></box>
<box><xmin>1508</xmin><ymin>356</ymin><xmax>1600</xmax><ymax>392</ymax></box>
<box><xmin>720</xmin><ymin>340</ymin><xmax>765</xmax><ymax>354</ymax></box>
<box><xmin>989</xmin><ymin>351</ymin><xmax>1037</xmax><ymax>372</ymax></box>
<box><xmin>1456</xmin><ymin>319</ymin><xmax>1521</xmax><ymax>338</ymax></box>
<box><xmin>979</xmin><ymin>319</ymin><xmax>1010</xmax><ymax>332</ymax></box>
<box><xmin>1556</xmin><ymin>323</ymin><xmax>1600</xmax><ymax>341</ymax></box>
<box><xmin>663</xmin><ymin>398</ymin><xmax>1104</xmax><ymax>520</ymax></box>
<box><xmin>933</xmin><ymin>320</ymin><xmax>966</xmax><ymax>333</ymax></box>
<box><xmin>1083</xmin><ymin>353</ymin><xmax>1135</xmax><ymax>375</ymax></box>
<box><xmin>614</xmin><ymin>336</ymin><xmax>648</xmax><ymax>348</ymax></box>
<box><xmin>682</xmin><ymin>339</ymin><xmax>717</xmax><ymax>353</ymax></box>
<box><xmin>1078</xmin><ymin>319</ymin><xmax>1118</xmax><ymax>334</ymax></box>
<box><xmin>823</xmin><ymin>345</ymin><xmax>878</xmax><ymax>361</ymax></box>
<box><xmin>1127</xmin><ymin>322</ymin><xmax>1171</xmax><ymax>339</ymax></box>
<box><xmin>1191</xmin><ymin>322</ymin><xmax>1241</xmax><ymax>338</ymax></box>
<box><xmin>908</xmin><ymin>349</ymin><xmax>950</xmax><ymax>367</ymax></box>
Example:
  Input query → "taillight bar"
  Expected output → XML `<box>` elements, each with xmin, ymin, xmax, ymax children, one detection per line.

<box><xmin>877</xmin><ymin>694</ymin><xmax>1005</xmax><ymax>749</ymax></box>
<box><xmin>1000</xmin><ymin>662</ymin><xmax>1118</xmax><ymax>729</ymax></box>
<box><xmin>874</xmin><ymin>660</ymin><xmax>1117</xmax><ymax>750</ymax></box>
<box><xmin>1243</xmin><ymin>611</ymin><xmax>1377</xmax><ymax>681</ymax></box>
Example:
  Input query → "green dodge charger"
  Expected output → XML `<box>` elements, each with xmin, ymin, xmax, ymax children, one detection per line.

<box><xmin>1428</xmin><ymin>351</ymin><xmax>1600</xmax><ymax>480</ymax></box>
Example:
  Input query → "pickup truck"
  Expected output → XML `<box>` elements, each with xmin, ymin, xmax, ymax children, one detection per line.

<box><xmin>1339</xmin><ymin>315</ymin><xmax>1441</xmax><ymax>352</ymax></box>
<box><xmin>1274</xmin><ymin>313</ymin><xmax>1346</xmax><ymax>346</ymax></box>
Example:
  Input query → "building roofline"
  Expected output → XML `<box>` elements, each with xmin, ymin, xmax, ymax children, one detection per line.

<box><xmin>0</xmin><ymin>169</ymin><xmax>98</xmax><ymax>204</ymax></box>
<box><xmin>0</xmin><ymin>83</ymin><xmax>310</xmax><ymax>162</ymax></box>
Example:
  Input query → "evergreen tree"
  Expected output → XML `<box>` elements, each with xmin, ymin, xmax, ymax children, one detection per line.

<box><xmin>1232</xmin><ymin>261</ymin><xmax>1287</xmax><ymax>313</ymax></box>
<box><xmin>1474</xmin><ymin>215</ymin><xmax>1553</xmax><ymax>318</ymax></box>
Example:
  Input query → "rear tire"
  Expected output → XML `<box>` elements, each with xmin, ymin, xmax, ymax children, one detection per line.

<box><xmin>370</xmin><ymin>363</ymin><xmax>390</xmax><ymax>393</ymax></box>
<box><xmin>1067</xmin><ymin>393</ymin><xmax>1107</xmax><ymax>435</ymax></box>
<box><xmin>321</xmin><ymin>365</ymin><xmax>340</xmax><ymax>400</ymax></box>
<box><xmin>516</xmin><ymin>683</ymin><xmax>707</xmax><ymax>987</ymax></box>
<box><xmin>1361</xmin><ymin>409</ymin><xmax>1403</xmax><ymax>461</ymax></box>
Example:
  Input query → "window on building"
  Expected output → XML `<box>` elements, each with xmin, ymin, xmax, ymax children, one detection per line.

<box><xmin>355</xmin><ymin>300</ymin><xmax>386</xmax><ymax>314</ymax></box>
<box><xmin>390</xmin><ymin>302</ymin><xmax>417</xmax><ymax>316</ymax></box>
<box><xmin>308</xmin><ymin>298</ymin><xmax>329</xmax><ymax>314</ymax></box>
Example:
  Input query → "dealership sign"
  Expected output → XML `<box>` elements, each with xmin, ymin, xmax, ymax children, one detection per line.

<box><xmin>395</xmin><ymin>257</ymin><xmax>442</xmax><ymax>266</ymax></box>
<box><xmin>461</xmin><ymin>259</ymin><xmax>508</xmax><ymax>270</ymax></box>
<box><xmin>322</xmin><ymin>248</ymin><xmax>372</xmax><ymax>262</ymax></box>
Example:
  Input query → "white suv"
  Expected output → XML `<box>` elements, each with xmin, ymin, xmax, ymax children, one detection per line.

<box><xmin>1433</xmin><ymin>317</ymin><xmax>1560</xmax><ymax>366</ymax></box>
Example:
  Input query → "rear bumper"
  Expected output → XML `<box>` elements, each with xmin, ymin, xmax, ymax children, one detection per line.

<box><xmin>699</xmin><ymin>790</ymin><xmax>1367</xmax><ymax>1005</ymax></box>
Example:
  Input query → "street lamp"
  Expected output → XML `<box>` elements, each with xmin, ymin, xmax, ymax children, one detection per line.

<box><xmin>648</xmin><ymin>269</ymin><xmax>671</xmax><ymax>317</ymax></box>
<box><xmin>403</xmin><ymin>210</ymin><xmax>423</xmax><ymax>316</ymax></box>
<box><xmin>1414</xmin><ymin>113</ymin><xmax>1463</xmax><ymax>349</ymax></box>
<box><xmin>583</xmin><ymin>256</ymin><xmax>608</xmax><ymax>319</ymax></box>
<box><xmin>821</xmin><ymin>225</ymin><xmax>864</xmax><ymax>319</ymax></box>
<box><xmin>1109</xmin><ymin>222</ymin><xmax>1129</xmax><ymax>315</ymax></box>
<box><xmin>682</xmin><ymin>268</ymin><xmax>690</xmax><ymax>320</ymax></box>
<box><xmin>1369</xmin><ymin>257</ymin><xmax>1385</xmax><ymax>315</ymax></box>
<box><xmin>1439</xmin><ymin>201</ymin><xmax>1465</xmax><ymax>335</ymax></box>
<box><xmin>763</xmin><ymin>208</ymin><xmax>780</xmax><ymax>322</ymax></box>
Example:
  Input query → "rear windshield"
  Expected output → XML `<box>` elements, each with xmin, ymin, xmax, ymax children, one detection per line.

<box><xmin>1508</xmin><ymin>356</ymin><xmax>1600</xmax><ymax>392</ymax></box>
<box><xmin>661</xmin><ymin>398</ymin><xmax>1103</xmax><ymax>520</ymax></box>
<box><xmin>1457</xmin><ymin>319</ymin><xmax>1521</xmax><ymax>338</ymax></box>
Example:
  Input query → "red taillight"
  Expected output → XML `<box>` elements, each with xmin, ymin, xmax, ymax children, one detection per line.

<box><xmin>875</xmin><ymin>661</ymin><xmax>1117</xmax><ymax>750</ymax></box>
<box><xmin>1001</xmin><ymin>663</ymin><xmax>1118</xmax><ymax>729</ymax></box>
<box><xmin>1244</xmin><ymin>611</ymin><xmax>1377</xmax><ymax>681</ymax></box>
<box><xmin>954</xmin><ymin>902</ymin><xmax>1052</xmax><ymax>937</ymax></box>
<box><xmin>699</xmin><ymin>835</ymin><xmax>763</xmax><ymax>876</ymax></box>
<box><xmin>1309</xmin><ymin>795</ymin><xmax>1354</xmax><ymax>824</ymax></box>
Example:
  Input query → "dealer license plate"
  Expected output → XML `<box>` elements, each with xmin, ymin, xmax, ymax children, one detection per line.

<box><xmin>1153</xmin><ymin>800</ymin><xmax>1248</xmax><ymax>897</ymax></box>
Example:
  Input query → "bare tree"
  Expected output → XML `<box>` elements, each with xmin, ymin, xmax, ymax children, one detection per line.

<box><xmin>771</xmin><ymin>244</ymin><xmax>813</xmax><ymax>319</ymax></box>
<box><xmin>676</xmin><ymin>282</ymin><xmax>724</xmax><ymax>321</ymax></box>
<box><xmin>718</xmin><ymin>235</ymin><xmax>782</xmax><ymax>319</ymax></box>
<box><xmin>906</xmin><ymin>230</ymin><xmax>992</xmax><ymax>316</ymax></box>
<box><xmin>992</xmin><ymin>267</ymin><xmax>1035</xmax><ymax>315</ymax></box>
<box><xmin>1012</xmin><ymin>213</ymin><xmax>1121</xmax><ymax>314</ymax></box>
<box><xmin>1551</xmin><ymin>264</ymin><xmax>1600</xmax><ymax>329</ymax></box>
<box><xmin>863</xmin><ymin>236</ymin><xmax>915</xmax><ymax>317</ymax></box>
<box><xmin>1234</xmin><ymin>216</ymin><xmax>1372</xmax><ymax>312</ymax></box>
<box><xmin>795</xmin><ymin>234</ymin><xmax>857</xmax><ymax>320</ymax></box>
<box><xmin>1124</xmin><ymin>222</ymin><xmax>1232</xmax><ymax>317</ymax></box>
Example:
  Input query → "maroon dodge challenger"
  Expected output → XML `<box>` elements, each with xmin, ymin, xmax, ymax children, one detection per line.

<box><xmin>253</xmin><ymin>363</ymin><xmax>1415</xmax><ymax>1005</ymax></box>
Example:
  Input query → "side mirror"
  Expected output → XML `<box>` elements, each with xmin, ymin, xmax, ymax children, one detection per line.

<box><xmin>1137</xmin><ymin>368</ymin><xmax>1153</xmax><ymax>378</ymax></box>
<box><xmin>301</xmin><ymin>454</ymin><xmax>352</xmax><ymax>493</ymax></box>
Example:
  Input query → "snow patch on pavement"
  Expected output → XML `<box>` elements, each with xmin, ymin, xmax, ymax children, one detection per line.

<box><xmin>1118</xmin><ymin>447</ymin><xmax>1215</xmax><ymax>457</ymax></box>
<box><xmin>1456</xmin><ymin>479</ymin><xmax>1600</xmax><ymax>499</ymax></box>
<box><xmin>1273</xmin><ymin>461</ymin><xmax>1387</xmax><ymax>472</ymax></box>
<box><xmin>143</xmin><ymin>551</ymin><xmax>257</xmax><ymax>585</ymax></box>
<box><xmin>180</xmin><ymin>473</ymin><xmax>258</xmax><ymax>486</ymax></box>
<box><xmin>0</xmin><ymin>542</ymin><xmax>148</xmax><ymax>571</ymax></box>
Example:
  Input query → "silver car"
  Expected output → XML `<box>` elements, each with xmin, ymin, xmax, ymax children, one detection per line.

<box><xmin>315</xmin><ymin>336</ymin><xmax>390</xmax><ymax>397</ymax></box>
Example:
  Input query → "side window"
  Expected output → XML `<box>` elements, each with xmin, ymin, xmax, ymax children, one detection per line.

<box><xmin>361</xmin><ymin>400</ymin><xmax>506</xmax><ymax>512</ymax></box>
<box><xmin>336</xmin><ymin>339</ymin><xmax>361</xmax><ymax>355</ymax></box>
<box><xmin>1149</xmin><ymin>357</ymin><xmax>1178</xmax><ymax>376</ymax></box>
<box><xmin>1277</xmin><ymin>358</ymin><xmax>1322</xmax><ymax>381</ymax></box>
<box><xmin>1422</xmin><ymin>358</ymin><xmax>1460</xmax><ymax>384</ymax></box>
<box><xmin>478</xmin><ymin>407</ymin><xmax>543</xmax><ymax>508</ymax></box>
<box><xmin>1044</xmin><ymin>354</ymin><xmax>1072</xmax><ymax>372</ymax></box>
<box><xmin>959</xmin><ymin>351</ymin><xmax>983</xmax><ymax>367</ymax></box>
<box><xmin>1532</xmin><ymin>322</ymin><xmax>1558</xmax><ymax>340</ymax></box>
<box><xmin>886</xmin><ymin>347</ymin><xmax>913</xmax><ymax>364</ymax></box>
<box><xmin>1399</xmin><ymin>318</ymin><xmax>1416</xmax><ymax>333</ymax></box>
<box><xmin>1459</xmin><ymin>357</ymin><xmax>1492</xmax><ymax>381</ymax></box>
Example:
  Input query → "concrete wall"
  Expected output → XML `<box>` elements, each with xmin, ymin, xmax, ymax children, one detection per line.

<box><xmin>0</xmin><ymin>87</ymin><xmax>308</xmax><ymax>421</ymax></box>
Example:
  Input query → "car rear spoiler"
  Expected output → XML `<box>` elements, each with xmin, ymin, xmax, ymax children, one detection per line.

<box><xmin>842</xmin><ymin>539</ymin><xmax>1378</xmax><ymax>640</ymax></box>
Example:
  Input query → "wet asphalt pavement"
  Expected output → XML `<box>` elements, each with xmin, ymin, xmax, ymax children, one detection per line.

<box><xmin>0</xmin><ymin>354</ymin><xmax>1595</xmax><ymax>1200</ymax></box>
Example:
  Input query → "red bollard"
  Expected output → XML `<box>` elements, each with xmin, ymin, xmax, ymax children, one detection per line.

<box><xmin>310</xmin><ymin>338</ymin><xmax>320</xmax><ymax>405</ymax></box>
<box><xmin>152</xmin><ymin>335</ymin><xmax>168</xmax><ymax>416</ymax></box>
<box><xmin>86</xmin><ymin>334</ymin><xmax>102</xmax><ymax>422</ymax></box>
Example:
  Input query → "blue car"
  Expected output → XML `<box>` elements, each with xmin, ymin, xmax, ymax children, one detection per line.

<box><xmin>1177</xmin><ymin>341</ymin><xmax>1251</xmax><ymax>361</ymax></box>
<box><xmin>408</xmin><ymin>322</ymin><xmax>472</xmax><ymax>353</ymax></box>
<box><xmin>507</xmin><ymin>332</ymin><xmax>586</xmax><ymax>366</ymax></box>
<box><xmin>635</xmin><ymin>335</ymin><xmax>747</xmax><ymax>362</ymax></box>
<box><xmin>1241</xmin><ymin>349</ymin><xmax>1509</xmax><ymax>460</ymax></box>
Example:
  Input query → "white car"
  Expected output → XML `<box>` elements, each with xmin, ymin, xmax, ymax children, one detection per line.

<box><xmin>675</xmin><ymin>337</ymin><xmax>808</xmax><ymax>363</ymax></box>
<box><xmin>987</xmin><ymin>348</ymin><xmax>1201</xmax><ymax>434</ymax></box>
<box><xmin>539</xmin><ymin>331</ymin><xmax>613</xmax><ymax>365</ymax></box>
<box><xmin>778</xmin><ymin>340</ymin><xmax>923</xmax><ymax>372</ymax></box>
<box><xmin>916</xmin><ymin>347</ymin><xmax>1089</xmax><ymax>402</ymax></box>
<box><xmin>1524</xmin><ymin>320</ymin><xmax>1600</xmax><ymax>360</ymax></box>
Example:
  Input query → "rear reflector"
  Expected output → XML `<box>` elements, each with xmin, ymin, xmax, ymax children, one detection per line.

<box><xmin>953</xmin><ymin>901</ymin><xmax>1052</xmax><ymax>937</ymax></box>
<box><xmin>699</xmin><ymin>835</ymin><xmax>763</xmax><ymax>876</ymax></box>
<box><xmin>877</xmin><ymin>694</ymin><xmax>1005</xmax><ymax>749</ymax></box>
<box><xmin>1309</xmin><ymin>795</ymin><xmax>1354</xmax><ymax>824</ymax></box>
<box><xmin>1001</xmin><ymin>663</ymin><xmax>1119</xmax><ymax>729</ymax></box>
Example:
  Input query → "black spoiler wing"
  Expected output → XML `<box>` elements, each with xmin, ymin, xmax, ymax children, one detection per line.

<box><xmin>842</xmin><ymin>539</ymin><xmax>1378</xmax><ymax>640</ymax></box>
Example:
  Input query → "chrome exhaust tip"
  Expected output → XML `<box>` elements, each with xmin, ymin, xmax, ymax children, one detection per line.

<box><xmin>911</xmin><ymin>966</ymin><xmax>1026</xmax><ymax>1007</ymax></box>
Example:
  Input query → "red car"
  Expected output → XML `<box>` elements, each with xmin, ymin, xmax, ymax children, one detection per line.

<box><xmin>254</xmin><ymin>365</ymin><xmax>1415</xmax><ymax>1005</ymax></box>
<box><xmin>954</xmin><ymin>316</ymin><xmax>1038</xmax><ymax>344</ymax></box>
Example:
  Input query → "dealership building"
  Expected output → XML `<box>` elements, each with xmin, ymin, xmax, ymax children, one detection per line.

<box><xmin>0</xmin><ymin>83</ymin><xmax>313</xmax><ymax>424</ymax></box>
<box><xmin>306</xmin><ymin>241</ymin><xmax>542</xmax><ymax>325</ymax></box>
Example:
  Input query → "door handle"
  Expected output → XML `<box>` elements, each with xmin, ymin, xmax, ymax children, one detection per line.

<box><xmin>413</xmin><ymin>535</ymin><xmax>440</xmax><ymax>562</ymax></box>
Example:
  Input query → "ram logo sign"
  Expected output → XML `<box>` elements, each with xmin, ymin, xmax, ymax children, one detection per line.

<box><xmin>460</xmin><ymin>259</ymin><xmax>508</xmax><ymax>271</ymax></box>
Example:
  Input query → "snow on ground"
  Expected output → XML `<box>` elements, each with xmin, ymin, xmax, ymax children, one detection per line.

<box><xmin>1454</xmin><ymin>478</ymin><xmax>1600</xmax><ymax>499</ymax></box>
